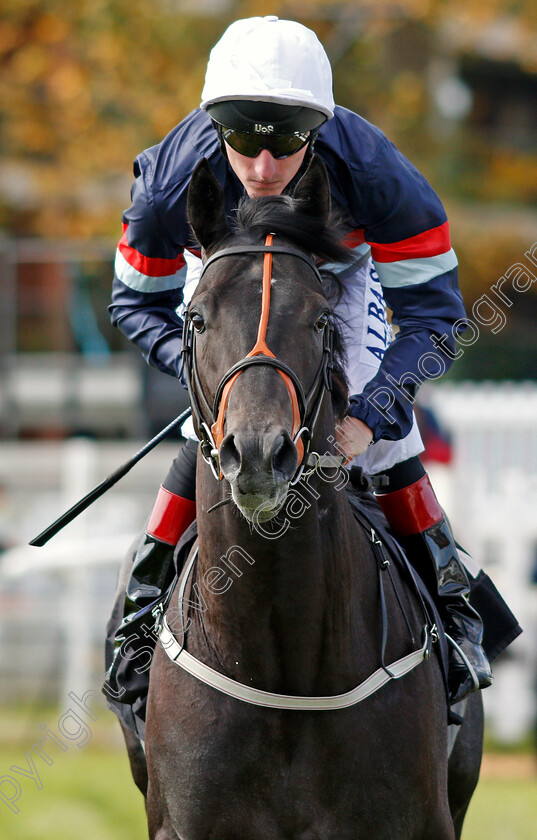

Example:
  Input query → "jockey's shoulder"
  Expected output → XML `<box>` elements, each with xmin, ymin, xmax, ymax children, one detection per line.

<box><xmin>134</xmin><ymin>109</ymin><xmax>223</xmax><ymax>190</ymax></box>
<box><xmin>317</xmin><ymin>106</ymin><xmax>389</xmax><ymax>169</ymax></box>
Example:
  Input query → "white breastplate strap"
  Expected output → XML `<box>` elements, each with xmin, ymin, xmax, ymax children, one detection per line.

<box><xmin>158</xmin><ymin>619</ymin><xmax>430</xmax><ymax>711</ymax></box>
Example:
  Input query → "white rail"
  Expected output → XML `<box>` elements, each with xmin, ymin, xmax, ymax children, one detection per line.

<box><xmin>1</xmin><ymin>384</ymin><xmax>536</xmax><ymax>741</ymax></box>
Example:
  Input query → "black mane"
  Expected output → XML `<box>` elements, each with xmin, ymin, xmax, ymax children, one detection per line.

<box><xmin>232</xmin><ymin>194</ymin><xmax>352</xmax><ymax>266</ymax></box>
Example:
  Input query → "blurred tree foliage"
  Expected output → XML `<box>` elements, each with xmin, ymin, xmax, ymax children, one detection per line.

<box><xmin>0</xmin><ymin>0</ymin><xmax>536</xmax><ymax>316</ymax></box>
<box><xmin>0</xmin><ymin>0</ymin><xmax>223</xmax><ymax>235</ymax></box>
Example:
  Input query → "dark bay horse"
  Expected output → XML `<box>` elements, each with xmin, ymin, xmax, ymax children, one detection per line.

<box><xmin>127</xmin><ymin>157</ymin><xmax>483</xmax><ymax>839</ymax></box>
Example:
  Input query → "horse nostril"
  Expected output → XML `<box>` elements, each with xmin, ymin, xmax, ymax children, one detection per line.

<box><xmin>271</xmin><ymin>431</ymin><xmax>298</xmax><ymax>481</ymax></box>
<box><xmin>219</xmin><ymin>433</ymin><xmax>241</xmax><ymax>480</ymax></box>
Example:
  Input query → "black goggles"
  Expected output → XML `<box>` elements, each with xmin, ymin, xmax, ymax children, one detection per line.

<box><xmin>220</xmin><ymin>125</ymin><xmax>311</xmax><ymax>159</ymax></box>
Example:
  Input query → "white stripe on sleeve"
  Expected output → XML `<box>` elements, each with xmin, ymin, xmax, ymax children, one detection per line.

<box><xmin>374</xmin><ymin>249</ymin><xmax>458</xmax><ymax>288</ymax></box>
<box><xmin>114</xmin><ymin>249</ymin><xmax>186</xmax><ymax>293</ymax></box>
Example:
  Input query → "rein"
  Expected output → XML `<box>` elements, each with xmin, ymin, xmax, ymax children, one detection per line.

<box><xmin>181</xmin><ymin>235</ymin><xmax>340</xmax><ymax>482</ymax></box>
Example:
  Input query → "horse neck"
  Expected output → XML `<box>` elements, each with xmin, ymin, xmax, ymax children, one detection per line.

<box><xmin>193</xmin><ymin>446</ymin><xmax>380</xmax><ymax>692</ymax></box>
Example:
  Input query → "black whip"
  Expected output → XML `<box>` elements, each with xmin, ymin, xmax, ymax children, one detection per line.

<box><xmin>29</xmin><ymin>408</ymin><xmax>192</xmax><ymax>547</ymax></box>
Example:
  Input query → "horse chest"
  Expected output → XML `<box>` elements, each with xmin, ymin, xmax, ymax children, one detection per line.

<box><xmin>147</xmin><ymin>672</ymin><xmax>438</xmax><ymax>840</ymax></box>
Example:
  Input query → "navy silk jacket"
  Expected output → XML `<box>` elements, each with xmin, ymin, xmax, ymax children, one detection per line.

<box><xmin>110</xmin><ymin>106</ymin><xmax>465</xmax><ymax>442</ymax></box>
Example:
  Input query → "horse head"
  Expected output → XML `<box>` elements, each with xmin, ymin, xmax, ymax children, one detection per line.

<box><xmin>185</xmin><ymin>155</ymin><xmax>349</xmax><ymax>523</ymax></box>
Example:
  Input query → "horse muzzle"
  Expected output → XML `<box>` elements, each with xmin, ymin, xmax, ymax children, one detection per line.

<box><xmin>219</xmin><ymin>428</ymin><xmax>298</xmax><ymax>521</ymax></box>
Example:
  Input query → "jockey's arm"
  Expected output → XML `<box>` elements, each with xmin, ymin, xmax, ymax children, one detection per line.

<box><xmin>109</xmin><ymin>278</ymin><xmax>185</xmax><ymax>377</ymax></box>
<box><xmin>109</xmin><ymin>171</ymin><xmax>189</xmax><ymax>378</ymax></box>
<box><xmin>342</xmin><ymin>134</ymin><xmax>466</xmax><ymax>446</ymax></box>
<box><xmin>347</xmin><ymin>266</ymin><xmax>466</xmax><ymax>443</ymax></box>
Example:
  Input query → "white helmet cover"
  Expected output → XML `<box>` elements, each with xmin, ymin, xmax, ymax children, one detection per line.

<box><xmin>200</xmin><ymin>16</ymin><xmax>335</xmax><ymax>120</ymax></box>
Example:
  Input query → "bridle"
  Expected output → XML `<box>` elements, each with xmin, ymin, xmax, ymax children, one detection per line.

<box><xmin>181</xmin><ymin>234</ymin><xmax>340</xmax><ymax>483</ymax></box>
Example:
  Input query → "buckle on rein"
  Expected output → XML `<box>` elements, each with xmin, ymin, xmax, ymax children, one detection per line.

<box><xmin>151</xmin><ymin>601</ymin><xmax>165</xmax><ymax>634</ymax></box>
<box><xmin>199</xmin><ymin>421</ymin><xmax>222</xmax><ymax>481</ymax></box>
<box><xmin>427</xmin><ymin>623</ymin><xmax>439</xmax><ymax>655</ymax></box>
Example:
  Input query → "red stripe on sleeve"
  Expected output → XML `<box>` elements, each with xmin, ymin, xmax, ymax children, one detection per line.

<box><xmin>342</xmin><ymin>229</ymin><xmax>365</xmax><ymax>249</ymax></box>
<box><xmin>368</xmin><ymin>221</ymin><xmax>451</xmax><ymax>263</ymax></box>
<box><xmin>118</xmin><ymin>224</ymin><xmax>185</xmax><ymax>277</ymax></box>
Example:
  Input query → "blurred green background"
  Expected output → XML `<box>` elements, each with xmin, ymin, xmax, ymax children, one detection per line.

<box><xmin>0</xmin><ymin>707</ymin><xmax>536</xmax><ymax>839</ymax></box>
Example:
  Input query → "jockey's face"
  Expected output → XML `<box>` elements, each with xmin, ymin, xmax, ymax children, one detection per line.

<box><xmin>225</xmin><ymin>142</ymin><xmax>309</xmax><ymax>198</ymax></box>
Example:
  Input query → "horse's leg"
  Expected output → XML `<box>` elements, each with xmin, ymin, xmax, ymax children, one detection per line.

<box><xmin>447</xmin><ymin>692</ymin><xmax>484</xmax><ymax>839</ymax></box>
<box><xmin>121</xmin><ymin>721</ymin><xmax>148</xmax><ymax>799</ymax></box>
<box><xmin>146</xmin><ymin>784</ymin><xmax>181</xmax><ymax>840</ymax></box>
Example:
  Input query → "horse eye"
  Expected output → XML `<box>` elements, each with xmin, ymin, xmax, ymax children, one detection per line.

<box><xmin>190</xmin><ymin>313</ymin><xmax>205</xmax><ymax>333</ymax></box>
<box><xmin>314</xmin><ymin>312</ymin><xmax>329</xmax><ymax>331</ymax></box>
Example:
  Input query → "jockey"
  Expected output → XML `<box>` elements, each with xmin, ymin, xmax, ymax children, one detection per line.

<box><xmin>107</xmin><ymin>16</ymin><xmax>493</xmax><ymax>706</ymax></box>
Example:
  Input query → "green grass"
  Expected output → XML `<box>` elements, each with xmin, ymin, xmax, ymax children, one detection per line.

<box><xmin>0</xmin><ymin>706</ymin><xmax>146</xmax><ymax>840</ymax></box>
<box><xmin>464</xmin><ymin>776</ymin><xmax>537</xmax><ymax>840</ymax></box>
<box><xmin>0</xmin><ymin>748</ymin><xmax>146</xmax><ymax>840</ymax></box>
<box><xmin>0</xmin><ymin>706</ymin><xmax>536</xmax><ymax>839</ymax></box>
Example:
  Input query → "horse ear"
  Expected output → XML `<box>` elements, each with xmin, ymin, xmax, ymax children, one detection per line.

<box><xmin>292</xmin><ymin>154</ymin><xmax>331</xmax><ymax>222</ymax></box>
<box><xmin>187</xmin><ymin>159</ymin><xmax>229</xmax><ymax>252</ymax></box>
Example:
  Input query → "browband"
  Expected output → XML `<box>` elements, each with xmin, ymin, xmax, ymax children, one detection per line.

<box><xmin>200</xmin><ymin>243</ymin><xmax>324</xmax><ymax>286</ymax></box>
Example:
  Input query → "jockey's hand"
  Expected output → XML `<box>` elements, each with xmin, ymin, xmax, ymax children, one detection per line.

<box><xmin>335</xmin><ymin>416</ymin><xmax>374</xmax><ymax>464</ymax></box>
